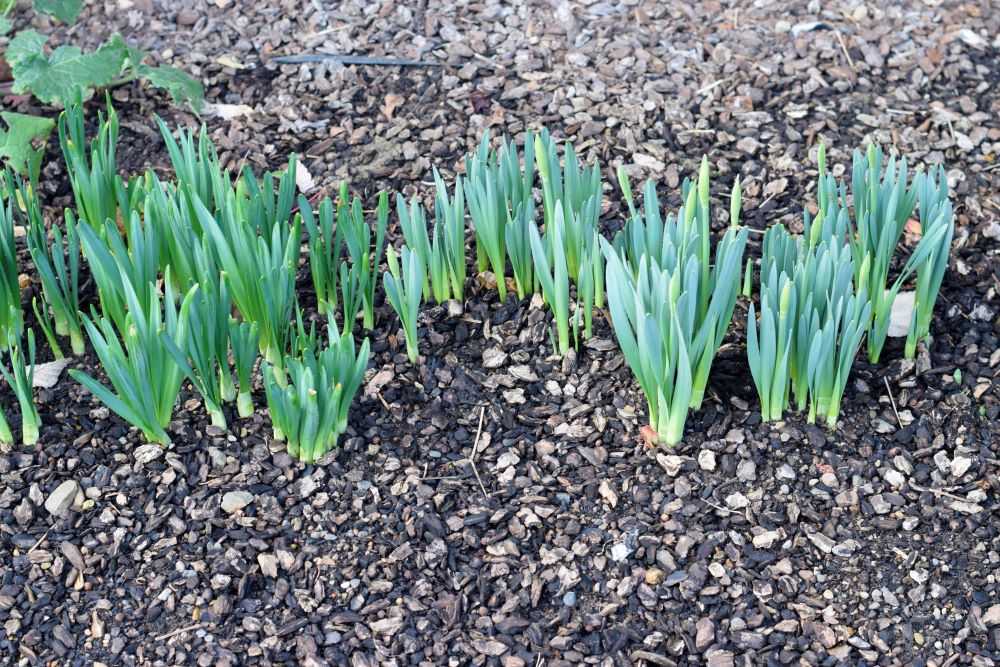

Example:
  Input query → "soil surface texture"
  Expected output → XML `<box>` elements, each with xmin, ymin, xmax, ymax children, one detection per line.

<box><xmin>2</xmin><ymin>1</ymin><xmax>1000</xmax><ymax>666</ymax></box>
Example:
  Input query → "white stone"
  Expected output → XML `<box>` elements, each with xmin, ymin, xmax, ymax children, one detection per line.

<box><xmin>951</xmin><ymin>456</ymin><xmax>972</xmax><ymax>478</ymax></box>
<box><xmin>725</xmin><ymin>492</ymin><xmax>749</xmax><ymax>510</ymax></box>
<box><xmin>221</xmin><ymin>490</ymin><xmax>254</xmax><ymax>514</ymax></box>
<box><xmin>45</xmin><ymin>480</ymin><xmax>79</xmax><ymax>516</ymax></box>
<box><xmin>134</xmin><ymin>444</ymin><xmax>163</xmax><ymax>465</ymax></box>
<box><xmin>883</xmin><ymin>469</ymin><xmax>905</xmax><ymax>489</ymax></box>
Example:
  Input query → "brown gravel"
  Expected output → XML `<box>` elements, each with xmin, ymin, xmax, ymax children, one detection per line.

<box><xmin>1</xmin><ymin>1</ymin><xmax>999</xmax><ymax>665</ymax></box>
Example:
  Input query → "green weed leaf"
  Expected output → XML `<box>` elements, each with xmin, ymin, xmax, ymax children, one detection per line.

<box><xmin>9</xmin><ymin>31</ymin><xmax>128</xmax><ymax>105</ymax></box>
<box><xmin>135</xmin><ymin>63</ymin><xmax>204</xmax><ymax>113</ymax></box>
<box><xmin>34</xmin><ymin>0</ymin><xmax>83</xmax><ymax>23</ymax></box>
<box><xmin>0</xmin><ymin>112</ymin><xmax>55</xmax><ymax>181</ymax></box>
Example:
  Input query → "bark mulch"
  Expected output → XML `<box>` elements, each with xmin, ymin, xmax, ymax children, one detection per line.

<box><xmin>1</xmin><ymin>1</ymin><xmax>999</xmax><ymax>665</ymax></box>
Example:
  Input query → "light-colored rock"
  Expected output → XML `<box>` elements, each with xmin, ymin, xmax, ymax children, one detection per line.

<box><xmin>812</xmin><ymin>622</ymin><xmax>837</xmax><ymax>648</ymax></box>
<box><xmin>221</xmin><ymin>490</ymin><xmax>254</xmax><ymax>514</ymax></box>
<box><xmin>598</xmin><ymin>480</ymin><xmax>618</xmax><ymax>508</ymax></box>
<box><xmin>753</xmin><ymin>530</ymin><xmax>781</xmax><ymax>548</ymax></box>
<box><xmin>657</xmin><ymin>453</ymin><xmax>684</xmax><ymax>477</ymax></box>
<box><xmin>610</xmin><ymin>542</ymin><xmax>631</xmax><ymax>562</ymax></box>
<box><xmin>951</xmin><ymin>456</ymin><xmax>972</xmax><ymax>478</ymax></box>
<box><xmin>698</xmin><ymin>450</ymin><xmax>716</xmax><ymax>472</ymax></box>
<box><xmin>482</xmin><ymin>347</ymin><xmax>507</xmax><ymax>369</ymax></box>
<box><xmin>870</xmin><ymin>494</ymin><xmax>891</xmax><ymax>514</ymax></box>
<box><xmin>776</xmin><ymin>464</ymin><xmax>796</xmax><ymax>481</ymax></box>
<box><xmin>725</xmin><ymin>492</ymin><xmax>749</xmax><ymax>510</ymax></box>
<box><xmin>695</xmin><ymin>617</ymin><xmax>715</xmax><ymax>651</ymax></box>
<box><xmin>472</xmin><ymin>639</ymin><xmax>508</xmax><ymax>656</ymax></box>
<box><xmin>257</xmin><ymin>553</ymin><xmax>278</xmax><ymax>578</ymax></box>
<box><xmin>736</xmin><ymin>459</ymin><xmax>756</xmax><ymax>481</ymax></box>
<box><xmin>369</xmin><ymin>616</ymin><xmax>404</xmax><ymax>635</ymax></box>
<box><xmin>45</xmin><ymin>480</ymin><xmax>79</xmax><ymax>516</ymax></box>
<box><xmin>981</xmin><ymin>604</ymin><xmax>1000</xmax><ymax>626</ymax></box>
<box><xmin>933</xmin><ymin>450</ymin><xmax>951</xmax><ymax>474</ymax></box>
<box><xmin>134</xmin><ymin>444</ymin><xmax>163</xmax><ymax>465</ymax></box>
<box><xmin>706</xmin><ymin>649</ymin><xmax>734</xmax><ymax>667</ymax></box>
<box><xmin>883</xmin><ymin>469</ymin><xmax>905</xmax><ymax>489</ymax></box>
<box><xmin>32</xmin><ymin>358</ymin><xmax>71</xmax><ymax>388</ymax></box>
<box><xmin>808</xmin><ymin>532</ymin><xmax>835</xmax><ymax>554</ymax></box>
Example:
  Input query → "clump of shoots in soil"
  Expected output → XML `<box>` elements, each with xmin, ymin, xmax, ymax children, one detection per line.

<box><xmin>747</xmin><ymin>213</ymin><xmax>872</xmax><ymax>427</ymax></box>
<box><xmin>464</xmin><ymin>130</ymin><xmax>537</xmax><ymax>302</ymax></box>
<box><xmin>229</xmin><ymin>319</ymin><xmax>259</xmax><ymax>418</ymax></box>
<box><xmin>603</xmin><ymin>158</ymin><xmax>747</xmax><ymax>445</ymax></box>
<box><xmin>573</xmin><ymin>234</ymin><xmax>602</xmax><ymax>343</ymax></box>
<box><xmin>157</xmin><ymin>118</ymin><xmax>227</xmax><ymax>217</ymax></box>
<box><xmin>383</xmin><ymin>244</ymin><xmax>426</xmax><ymax>364</ymax></box>
<box><xmin>529</xmin><ymin>207</ymin><xmax>571</xmax><ymax>355</ymax></box>
<box><xmin>432</xmin><ymin>167</ymin><xmax>467</xmax><ymax>302</ymax></box>
<box><xmin>70</xmin><ymin>268</ymin><xmax>194</xmax><ymax>446</ymax></box>
<box><xmin>78</xmin><ymin>211</ymin><xmax>159</xmax><ymax>334</ymax></box>
<box><xmin>800</xmin><ymin>240</ymin><xmax>871</xmax><ymax>426</ymax></box>
<box><xmin>0</xmin><ymin>329</ymin><xmax>40</xmax><ymax>446</ymax></box>
<box><xmin>535</xmin><ymin>129</ymin><xmax>604</xmax><ymax>310</ymax></box>
<box><xmin>191</xmin><ymin>163</ymin><xmax>299</xmax><ymax>384</ymax></box>
<box><xmin>299</xmin><ymin>192</ymin><xmax>342</xmax><ymax>320</ymax></box>
<box><xmin>505</xmin><ymin>199</ymin><xmax>537</xmax><ymax>300</ymax></box>
<box><xmin>395</xmin><ymin>169</ymin><xmax>466</xmax><ymax>305</ymax></box>
<box><xmin>746</xmin><ymin>223</ymin><xmax>798</xmax><ymax>422</ymax></box>
<box><xmin>163</xmin><ymin>275</ymin><xmax>232</xmax><ymax>429</ymax></box>
<box><xmin>58</xmin><ymin>100</ymin><xmax>140</xmax><ymax>239</ymax></box>
<box><xmin>237</xmin><ymin>152</ymin><xmax>299</xmax><ymax>234</ymax></box>
<box><xmin>263</xmin><ymin>317</ymin><xmax>370</xmax><ymax>464</ymax></box>
<box><xmin>143</xmin><ymin>171</ymin><xmax>202</xmax><ymax>291</ymax></box>
<box><xmin>338</xmin><ymin>189</ymin><xmax>389</xmax><ymax>330</ymax></box>
<box><xmin>906</xmin><ymin>164</ymin><xmax>953</xmax><ymax>358</ymax></box>
<box><xmin>23</xmin><ymin>179</ymin><xmax>84</xmax><ymax>356</ymax></box>
<box><xmin>815</xmin><ymin>143</ymin><xmax>953</xmax><ymax>363</ymax></box>
<box><xmin>0</xmin><ymin>170</ymin><xmax>24</xmax><ymax>344</ymax></box>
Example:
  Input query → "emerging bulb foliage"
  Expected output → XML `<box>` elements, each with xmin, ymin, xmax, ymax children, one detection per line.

<box><xmin>605</xmin><ymin>158</ymin><xmax>747</xmax><ymax>445</ymax></box>
<box><xmin>746</xmin><ymin>141</ymin><xmax>953</xmax><ymax>427</ymax></box>
<box><xmin>2</xmin><ymin>98</ymin><xmax>956</xmax><ymax>460</ymax></box>
<box><xmin>263</xmin><ymin>317</ymin><xmax>370</xmax><ymax>464</ymax></box>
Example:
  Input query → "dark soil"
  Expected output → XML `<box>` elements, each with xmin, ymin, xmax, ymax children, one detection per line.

<box><xmin>2</xmin><ymin>1</ymin><xmax>1000</xmax><ymax>666</ymax></box>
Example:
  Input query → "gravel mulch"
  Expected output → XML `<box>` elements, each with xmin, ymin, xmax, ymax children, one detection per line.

<box><xmin>1</xmin><ymin>1</ymin><xmax>999</xmax><ymax>665</ymax></box>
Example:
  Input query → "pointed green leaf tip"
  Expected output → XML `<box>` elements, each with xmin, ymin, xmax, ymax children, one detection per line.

<box><xmin>730</xmin><ymin>176</ymin><xmax>742</xmax><ymax>227</ymax></box>
<box><xmin>534</xmin><ymin>134</ymin><xmax>549</xmax><ymax>182</ymax></box>
<box><xmin>779</xmin><ymin>280</ymin><xmax>792</xmax><ymax>317</ymax></box>
<box><xmin>698</xmin><ymin>155</ymin><xmax>710</xmax><ymax>208</ymax></box>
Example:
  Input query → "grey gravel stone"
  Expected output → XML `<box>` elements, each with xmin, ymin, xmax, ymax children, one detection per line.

<box><xmin>695</xmin><ymin>616</ymin><xmax>715</xmax><ymax>651</ymax></box>
<box><xmin>776</xmin><ymin>464</ymin><xmax>796</xmax><ymax>481</ymax></box>
<box><xmin>44</xmin><ymin>480</ymin><xmax>79</xmax><ymax>516</ymax></box>
<box><xmin>951</xmin><ymin>455</ymin><xmax>972</xmax><ymax>478</ymax></box>
<box><xmin>221</xmin><ymin>490</ymin><xmax>254</xmax><ymax>514</ymax></box>
<box><xmin>808</xmin><ymin>532</ymin><xmax>835</xmax><ymax>554</ymax></box>
<box><xmin>870</xmin><ymin>494</ymin><xmax>891</xmax><ymax>514</ymax></box>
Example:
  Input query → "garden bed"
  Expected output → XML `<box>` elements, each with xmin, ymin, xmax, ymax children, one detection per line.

<box><xmin>1</xmin><ymin>1</ymin><xmax>999</xmax><ymax>666</ymax></box>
